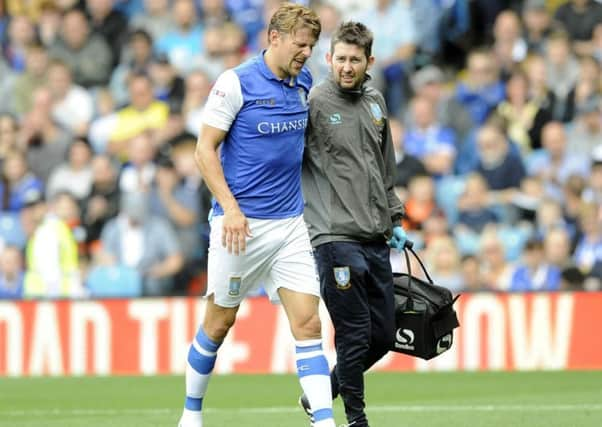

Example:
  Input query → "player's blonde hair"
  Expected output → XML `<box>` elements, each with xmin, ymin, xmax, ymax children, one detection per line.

<box><xmin>267</xmin><ymin>2</ymin><xmax>321</xmax><ymax>42</ymax></box>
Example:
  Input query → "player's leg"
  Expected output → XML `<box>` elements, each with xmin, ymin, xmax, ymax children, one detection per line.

<box><xmin>279</xmin><ymin>288</ymin><xmax>336</xmax><ymax>427</ymax></box>
<box><xmin>179</xmin><ymin>297</ymin><xmax>238</xmax><ymax>427</ymax></box>
<box><xmin>179</xmin><ymin>216</ymin><xmax>265</xmax><ymax>427</ymax></box>
<box><xmin>314</xmin><ymin>241</ymin><xmax>372</xmax><ymax>427</ymax></box>
<box><xmin>268</xmin><ymin>216</ymin><xmax>336</xmax><ymax>427</ymax></box>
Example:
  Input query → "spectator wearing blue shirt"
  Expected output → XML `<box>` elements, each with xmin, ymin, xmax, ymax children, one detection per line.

<box><xmin>510</xmin><ymin>238</ymin><xmax>561</xmax><ymax>291</ymax></box>
<box><xmin>455</xmin><ymin>48</ymin><xmax>505</xmax><ymax>126</ymax></box>
<box><xmin>0</xmin><ymin>245</ymin><xmax>24</xmax><ymax>299</ymax></box>
<box><xmin>404</xmin><ymin>95</ymin><xmax>456</xmax><ymax>177</ymax></box>
<box><xmin>155</xmin><ymin>0</ymin><xmax>204</xmax><ymax>74</ymax></box>
<box><xmin>0</xmin><ymin>149</ymin><xmax>44</xmax><ymax>213</ymax></box>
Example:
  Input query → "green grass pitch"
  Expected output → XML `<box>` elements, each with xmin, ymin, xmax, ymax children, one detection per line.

<box><xmin>1</xmin><ymin>371</ymin><xmax>601</xmax><ymax>427</ymax></box>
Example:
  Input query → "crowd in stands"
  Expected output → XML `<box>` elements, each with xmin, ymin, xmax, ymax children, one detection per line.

<box><xmin>0</xmin><ymin>0</ymin><xmax>600</xmax><ymax>299</ymax></box>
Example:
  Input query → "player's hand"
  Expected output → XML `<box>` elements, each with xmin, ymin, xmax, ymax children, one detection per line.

<box><xmin>388</xmin><ymin>225</ymin><xmax>409</xmax><ymax>252</ymax></box>
<box><xmin>222</xmin><ymin>207</ymin><xmax>252</xmax><ymax>255</ymax></box>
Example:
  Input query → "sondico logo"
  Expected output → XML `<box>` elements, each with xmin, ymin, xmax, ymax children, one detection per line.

<box><xmin>394</xmin><ymin>328</ymin><xmax>415</xmax><ymax>351</ymax></box>
<box><xmin>436</xmin><ymin>333</ymin><xmax>452</xmax><ymax>354</ymax></box>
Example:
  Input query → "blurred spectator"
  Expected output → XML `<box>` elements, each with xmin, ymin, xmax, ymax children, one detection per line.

<box><xmin>98</xmin><ymin>191</ymin><xmax>184</xmax><ymax>296</ymax></box>
<box><xmin>51</xmin><ymin>190</ymin><xmax>88</xmax><ymax>261</ymax></box>
<box><xmin>46</xmin><ymin>59</ymin><xmax>94</xmax><ymax>136</ymax></box>
<box><xmin>130</xmin><ymin>0</ymin><xmax>175</xmax><ymax>41</ymax></box>
<box><xmin>492</xmin><ymin>10</ymin><xmax>527</xmax><ymax>80</ymax></box>
<box><xmin>81</xmin><ymin>154</ymin><xmax>120</xmax><ymax>251</ymax></box>
<box><xmin>86</xmin><ymin>0</ymin><xmax>129</xmax><ymax>67</ymax></box>
<box><xmin>109</xmin><ymin>29</ymin><xmax>155</xmax><ymax>106</ymax></box>
<box><xmin>357</xmin><ymin>0</ymin><xmax>417</xmax><ymax>116</ymax></box>
<box><xmin>455</xmin><ymin>48</ymin><xmax>505</xmax><ymax>126</ymax></box>
<box><xmin>306</xmin><ymin>3</ymin><xmax>341</xmax><ymax>84</ymax></box>
<box><xmin>509</xmin><ymin>238</ymin><xmax>561</xmax><ymax>291</ymax></box>
<box><xmin>562</xmin><ymin>55</ymin><xmax>601</xmax><ymax>123</ymax></box>
<box><xmin>565</xmin><ymin>94</ymin><xmax>601</xmax><ymax>156</ymax></box>
<box><xmin>18</xmin><ymin>87</ymin><xmax>71</xmax><ymax>182</ymax></box>
<box><xmin>108</xmin><ymin>73</ymin><xmax>169</xmax><ymax>156</ymax></box>
<box><xmin>0</xmin><ymin>0</ymin><xmax>8</xmax><ymax>46</ymax></box>
<box><xmin>190</xmin><ymin>25</ymin><xmax>228</xmax><ymax>81</ymax></box>
<box><xmin>554</xmin><ymin>0</ymin><xmax>602</xmax><ymax>57</ymax></box>
<box><xmin>573</xmin><ymin>201</ymin><xmax>602</xmax><ymax>277</ymax></box>
<box><xmin>544</xmin><ymin>225</ymin><xmax>573</xmax><ymax>271</ymax></box>
<box><xmin>390</xmin><ymin>117</ymin><xmax>426</xmax><ymax>191</ymax></box>
<box><xmin>3</xmin><ymin>14</ymin><xmax>37</xmax><ymax>72</ymax></box>
<box><xmin>535</xmin><ymin>197</ymin><xmax>571</xmax><ymax>239</ymax></box>
<box><xmin>22</xmin><ymin>190</ymin><xmax>84</xmax><ymax>299</ymax></box>
<box><xmin>88</xmin><ymin>88</ymin><xmax>119</xmax><ymax>153</ymax></box>
<box><xmin>46</xmin><ymin>137</ymin><xmax>94</xmax><ymax>201</ymax></box>
<box><xmin>149</xmin><ymin>55</ymin><xmax>185</xmax><ymax>113</ymax></box>
<box><xmin>562</xmin><ymin>174</ymin><xmax>587</xmax><ymax>232</ymax></box>
<box><xmin>544</xmin><ymin>30</ymin><xmax>580</xmax><ymax>121</ymax></box>
<box><xmin>10</xmin><ymin>43</ymin><xmax>48</xmax><ymax>116</ymax></box>
<box><xmin>182</xmin><ymin>69</ymin><xmax>212</xmax><ymax>137</ymax></box>
<box><xmin>0</xmin><ymin>149</ymin><xmax>44</xmax><ymax>212</ymax></box>
<box><xmin>118</xmin><ymin>131</ymin><xmax>157</xmax><ymax>193</ymax></box>
<box><xmin>425</xmin><ymin>235</ymin><xmax>463</xmax><ymax>294</ymax></box>
<box><xmin>37</xmin><ymin>1</ymin><xmax>62</xmax><ymax>47</ymax></box>
<box><xmin>49</xmin><ymin>8</ymin><xmax>113</xmax><ymax>87</ymax></box>
<box><xmin>593</xmin><ymin>22</ymin><xmax>602</xmax><ymax>63</ymax></box>
<box><xmin>460</xmin><ymin>254</ymin><xmax>486</xmax><ymax>291</ymax></box>
<box><xmin>474</xmin><ymin>121</ymin><xmax>526</xmax><ymax>198</ymax></box>
<box><xmin>409</xmin><ymin>65</ymin><xmax>473</xmax><ymax>145</ymax></box>
<box><xmin>0</xmin><ymin>113</ymin><xmax>19</xmax><ymax>168</ymax></box>
<box><xmin>522</xmin><ymin>0</ymin><xmax>553</xmax><ymax>55</ymax></box>
<box><xmin>0</xmin><ymin>245</ymin><xmax>24</xmax><ymax>299</ymax></box>
<box><xmin>524</xmin><ymin>54</ymin><xmax>557</xmax><ymax>124</ymax></box>
<box><xmin>456</xmin><ymin>172</ymin><xmax>499</xmax><ymax>234</ymax></box>
<box><xmin>155</xmin><ymin>0</ymin><xmax>203</xmax><ymax>74</ymax></box>
<box><xmin>527</xmin><ymin>121</ymin><xmax>590</xmax><ymax>200</ymax></box>
<box><xmin>479</xmin><ymin>229</ymin><xmax>514</xmax><ymax>291</ymax></box>
<box><xmin>404</xmin><ymin>95</ymin><xmax>456</xmax><ymax>177</ymax></box>
<box><xmin>402</xmin><ymin>174</ymin><xmax>437</xmax><ymax>231</ymax></box>
<box><xmin>150</xmin><ymin>135</ymin><xmax>204</xmax><ymax>292</ymax></box>
<box><xmin>583</xmin><ymin>148</ymin><xmax>602</xmax><ymax>204</ymax></box>
<box><xmin>200</xmin><ymin>0</ymin><xmax>231</xmax><ymax>27</ymax></box>
<box><xmin>496</xmin><ymin>67</ymin><xmax>552</xmax><ymax>153</ymax></box>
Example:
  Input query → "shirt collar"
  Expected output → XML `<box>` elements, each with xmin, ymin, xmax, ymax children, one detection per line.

<box><xmin>257</xmin><ymin>49</ymin><xmax>297</xmax><ymax>87</ymax></box>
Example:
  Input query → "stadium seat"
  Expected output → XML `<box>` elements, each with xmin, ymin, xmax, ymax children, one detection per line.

<box><xmin>86</xmin><ymin>265</ymin><xmax>143</xmax><ymax>298</ymax></box>
<box><xmin>435</xmin><ymin>175</ymin><xmax>466</xmax><ymax>225</ymax></box>
<box><xmin>0</xmin><ymin>212</ymin><xmax>27</xmax><ymax>249</ymax></box>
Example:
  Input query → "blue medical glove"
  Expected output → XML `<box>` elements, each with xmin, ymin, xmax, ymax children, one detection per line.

<box><xmin>388</xmin><ymin>225</ymin><xmax>409</xmax><ymax>252</ymax></box>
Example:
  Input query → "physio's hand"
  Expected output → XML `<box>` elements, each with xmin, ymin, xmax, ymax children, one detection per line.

<box><xmin>388</xmin><ymin>225</ymin><xmax>409</xmax><ymax>252</ymax></box>
<box><xmin>222</xmin><ymin>207</ymin><xmax>252</xmax><ymax>255</ymax></box>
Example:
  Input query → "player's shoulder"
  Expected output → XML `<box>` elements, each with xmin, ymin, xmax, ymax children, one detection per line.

<box><xmin>232</xmin><ymin>55</ymin><xmax>260</xmax><ymax>79</ymax></box>
<box><xmin>363</xmin><ymin>84</ymin><xmax>388</xmax><ymax>109</ymax></box>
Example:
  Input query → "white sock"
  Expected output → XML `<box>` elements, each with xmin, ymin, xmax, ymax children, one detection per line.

<box><xmin>295</xmin><ymin>339</ymin><xmax>336</xmax><ymax>427</ymax></box>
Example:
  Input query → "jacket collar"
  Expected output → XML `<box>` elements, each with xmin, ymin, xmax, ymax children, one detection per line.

<box><xmin>326</xmin><ymin>72</ymin><xmax>371</xmax><ymax>99</ymax></box>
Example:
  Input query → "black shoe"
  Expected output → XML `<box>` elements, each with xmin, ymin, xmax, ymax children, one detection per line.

<box><xmin>298</xmin><ymin>394</ymin><xmax>314</xmax><ymax>426</ymax></box>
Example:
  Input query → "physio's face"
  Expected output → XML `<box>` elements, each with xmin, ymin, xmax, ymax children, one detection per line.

<box><xmin>327</xmin><ymin>42</ymin><xmax>373</xmax><ymax>90</ymax></box>
<box><xmin>272</xmin><ymin>27</ymin><xmax>316</xmax><ymax>78</ymax></box>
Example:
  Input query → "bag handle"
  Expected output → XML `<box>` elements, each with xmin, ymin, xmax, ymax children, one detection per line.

<box><xmin>402</xmin><ymin>241</ymin><xmax>434</xmax><ymax>285</ymax></box>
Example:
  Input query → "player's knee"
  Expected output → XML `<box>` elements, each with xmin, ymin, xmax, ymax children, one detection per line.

<box><xmin>291</xmin><ymin>312</ymin><xmax>322</xmax><ymax>340</ymax></box>
<box><xmin>204</xmin><ymin>313</ymin><xmax>236</xmax><ymax>342</ymax></box>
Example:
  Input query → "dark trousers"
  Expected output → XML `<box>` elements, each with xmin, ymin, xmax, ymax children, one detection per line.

<box><xmin>314</xmin><ymin>241</ymin><xmax>395</xmax><ymax>427</ymax></box>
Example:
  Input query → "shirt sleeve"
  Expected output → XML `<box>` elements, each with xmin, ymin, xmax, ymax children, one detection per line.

<box><xmin>201</xmin><ymin>69</ymin><xmax>243</xmax><ymax>132</ymax></box>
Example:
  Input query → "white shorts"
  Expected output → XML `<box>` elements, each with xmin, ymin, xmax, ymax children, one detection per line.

<box><xmin>206</xmin><ymin>215</ymin><xmax>320</xmax><ymax>307</ymax></box>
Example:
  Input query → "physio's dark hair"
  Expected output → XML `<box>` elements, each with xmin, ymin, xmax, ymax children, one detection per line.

<box><xmin>330</xmin><ymin>21</ymin><xmax>373</xmax><ymax>59</ymax></box>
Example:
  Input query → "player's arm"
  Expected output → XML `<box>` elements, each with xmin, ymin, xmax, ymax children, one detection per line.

<box><xmin>195</xmin><ymin>69</ymin><xmax>251</xmax><ymax>255</ymax></box>
<box><xmin>195</xmin><ymin>125</ymin><xmax>251</xmax><ymax>256</ymax></box>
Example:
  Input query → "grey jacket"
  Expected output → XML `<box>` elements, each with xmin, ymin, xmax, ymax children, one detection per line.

<box><xmin>302</xmin><ymin>75</ymin><xmax>404</xmax><ymax>246</ymax></box>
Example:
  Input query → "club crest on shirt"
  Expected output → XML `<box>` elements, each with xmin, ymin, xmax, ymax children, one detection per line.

<box><xmin>228</xmin><ymin>276</ymin><xmax>242</xmax><ymax>296</ymax></box>
<box><xmin>298</xmin><ymin>88</ymin><xmax>308</xmax><ymax>108</ymax></box>
<box><xmin>329</xmin><ymin>113</ymin><xmax>342</xmax><ymax>124</ymax></box>
<box><xmin>333</xmin><ymin>267</ymin><xmax>351</xmax><ymax>290</ymax></box>
<box><xmin>369</xmin><ymin>102</ymin><xmax>383</xmax><ymax>125</ymax></box>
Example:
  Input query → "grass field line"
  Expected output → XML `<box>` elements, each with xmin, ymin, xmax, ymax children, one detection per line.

<box><xmin>3</xmin><ymin>403</ymin><xmax>602</xmax><ymax>417</ymax></box>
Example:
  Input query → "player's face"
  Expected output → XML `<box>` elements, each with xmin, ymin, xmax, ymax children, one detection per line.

<box><xmin>276</xmin><ymin>27</ymin><xmax>316</xmax><ymax>78</ymax></box>
<box><xmin>327</xmin><ymin>42</ymin><xmax>374</xmax><ymax>90</ymax></box>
